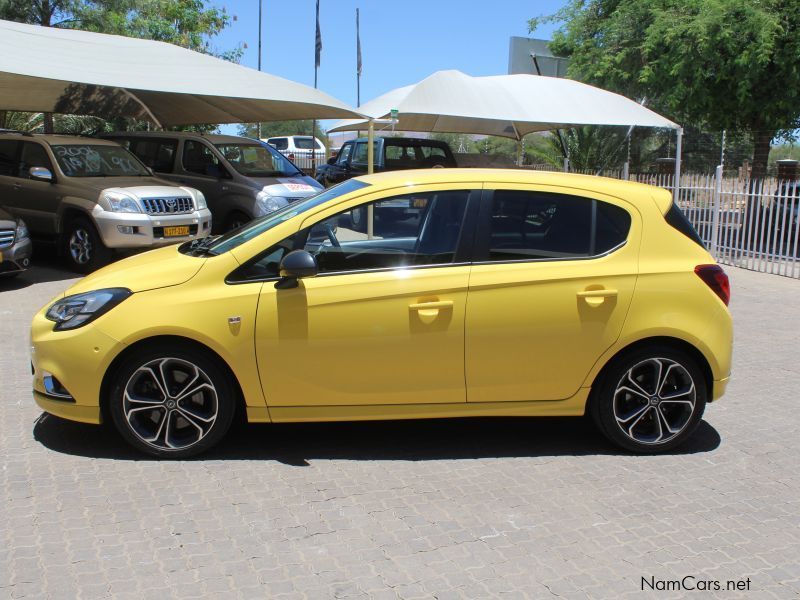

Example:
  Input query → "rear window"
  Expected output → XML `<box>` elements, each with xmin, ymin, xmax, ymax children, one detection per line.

<box><xmin>665</xmin><ymin>203</ymin><xmax>705</xmax><ymax>248</ymax></box>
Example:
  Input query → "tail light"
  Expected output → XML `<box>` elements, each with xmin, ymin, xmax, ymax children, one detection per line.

<box><xmin>695</xmin><ymin>264</ymin><xmax>730</xmax><ymax>306</ymax></box>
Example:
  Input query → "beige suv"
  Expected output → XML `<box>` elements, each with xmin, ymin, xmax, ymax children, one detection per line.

<box><xmin>0</xmin><ymin>132</ymin><xmax>212</xmax><ymax>272</ymax></box>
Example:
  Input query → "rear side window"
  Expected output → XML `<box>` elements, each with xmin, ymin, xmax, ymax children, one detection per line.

<box><xmin>0</xmin><ymin>140</ymin><xmax>19</xmax><ymax>176</ymax></box>
<box><xmin>129</xmin><ymin>138</ymin><xmax>178</xmax><ymax>172</ymax></box>
<box><xmin>293</xmin><ymin>137</ymin><xmax>321</xmax><ymax>150</ymax></box>
<box><xmin>482</xmin><ymin>190</ymin><xmax>631</xmax><ymax>261</ymax></box>
<box><xmin>268</xmin><ymin>138</ymin><xmax>288</xmax><ymax>150</ymax></box>
<box><xmin>665</xmin><ymin>203</ymin><xmax>705</xmax><ymax>248</ymax></box>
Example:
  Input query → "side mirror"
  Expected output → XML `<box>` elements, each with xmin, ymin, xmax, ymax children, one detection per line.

<box><xmin>327</xmin><ymin>156</ymin><xmax>337</xmax><ymax>165</ymax></box>
<box><xmin>29</xmin><ymin>166</ymin><xmax>53</xmax><ymax>182</ymax></box>
<box><xmin>275</xmin><ymin>250</ymin><xmax>318</xmax><ymax>289</ymax></box>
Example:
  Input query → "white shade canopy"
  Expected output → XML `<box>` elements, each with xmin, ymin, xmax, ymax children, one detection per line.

<box><xmin>329</xmin><ymin>70</ymin><xmax>679</xmax><ymax>138</ymax></box>
<box><xmin>0</xmin><ymin>19</ymin><xmax>362</xmax><ymax>127</ymax></box>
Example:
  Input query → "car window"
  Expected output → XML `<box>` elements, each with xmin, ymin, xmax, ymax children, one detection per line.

<box><xmin>293</xmin><ymin>137</ymin><xmax>321</xmax><ymax>150</ymax></box>
<box><xmin>267</xmin><ymin>138</ymin><xmax>288</xmax><ymax>150</ymax></box>
<box><xmin>51</xmin><ymin>144</ymin><xmax>149</xmax><ymax>177</ymax></box>
<box><xmin>129</xmin><ymin>138</ymin><xmax>178</xmax><ymax>172</ymax></box>
<box><xmin>385</xmin><ymin>144</ymin><xmax>422</xmax><ymax>169</ymax></box>
<box><xmin>0</xmin><ymin>140</ymin><xmax>20</xmax><ymax>176</ymax></box>
<box><xmin>483</xmin><ymin>190</ymin><xmax>630</xmax><ymax>261</ymax></box>
<box><xmin>19</xmin><ymin>142</ymin><xmax>53</xmax><ymax>178</ymax></box>
<box><xmin>336</xmin><ymin>143</ymin><xmax>353</xmax><ymax>165</ymax></box>
<box><xmin>419</xmin><ymin>145</ymin><xmax>447</xmax><ymax>159</ymax></box>
<box><xmin>182</xmin><ymin>140</ymin><xmax>223</xmax><ymax>176</ymax></box>
<box><xmin>352</xmin><ymin>141</ymin><xmax>379</xmax><ymax>165</ymax></box>
<box><xmin>230</xmin><ymin>189</ymin><xmax>469</xmax><ymax>280</ymax></box>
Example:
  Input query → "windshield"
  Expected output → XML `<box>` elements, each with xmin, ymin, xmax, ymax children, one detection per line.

<box><xmin>52</xmin><ymin>144</ymin><xmax>150</xmax><ymax>177</ymax></box>
<box><xmin>203</xmin><ymin>179</ymin><xmax>370</xmax><ymax>255</ymax></box>
<box><xmin>214</xmin><ymin>142</ymin><xmax>301</xmax><ymax>177</ymax></box>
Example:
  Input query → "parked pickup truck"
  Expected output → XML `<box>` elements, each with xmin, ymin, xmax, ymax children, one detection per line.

<box><xmin>315</xmin><ymin>137</ymin><xmax>456</xmax><ymax>187</ymax></box>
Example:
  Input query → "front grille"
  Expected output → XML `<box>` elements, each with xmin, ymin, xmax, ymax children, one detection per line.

<box><xmin>141</xmin><ymin>197</ymin><xmax>194</xmax><ymax>215</ymax></box>
<box><xmin>0</xmin><ymin>228</ymin><xmax>14</xmax><ymax>249</ymax></box>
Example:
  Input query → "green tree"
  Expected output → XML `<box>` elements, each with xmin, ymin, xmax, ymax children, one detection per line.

<box><xmin>532</xmin><ymin>0</ymin><xmax>800</xmax><ymax>178</ymax></box>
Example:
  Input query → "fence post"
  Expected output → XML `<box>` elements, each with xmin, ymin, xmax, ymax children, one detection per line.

<box><xmin>710</xmin><ymin>164</ymin><xmax>723</xmax><ymax>258</ymax></box>
<box><xmin>622</xmin><ymin>161</ymin><xmax>629</xmax><ymax>181</ymax></box>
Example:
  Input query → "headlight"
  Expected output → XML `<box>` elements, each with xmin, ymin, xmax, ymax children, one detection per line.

<box><xmin>102</xmin><ymin>191</ymin><xmax>141</xmax><ymax>213</ymax></box>
<box><xmin>15</xmin><ymin>218</ymin><xmax>28</xmax><ymax>240</ymax></box>
<box><xmin>45</xmin><ymin>288</ymin><xmax>132</xmax><ymax>331</ymax></box>
<box><xmin>194</xmin><ymin>190</ymin><xmax>207</xmax><ymax>210</ymax></box>
<box><xmin>255</xmin><ymin>190</ymin><xmax>289</xmax><ymax>216</ymax></box>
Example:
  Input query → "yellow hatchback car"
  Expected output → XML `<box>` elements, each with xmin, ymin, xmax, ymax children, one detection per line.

<box><xmin>31</xmin><ymin>170</ymin><xmax>733</xmax><ymax>458</ymax></box>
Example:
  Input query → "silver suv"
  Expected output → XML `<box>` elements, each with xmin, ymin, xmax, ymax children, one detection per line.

<box><xmin>0</xmin><ymin>207</ymin><xmax>32</xmax><ymax>278</ymax></box>
<box><xmin>104</xmin><ymin>132</ymin><xmax>322</xmax><ymax>232</ymax></box>
<box><xmin>0</xmin><ymin>132</ymin><xmax>211</xmax><ymax>272</ymax></box>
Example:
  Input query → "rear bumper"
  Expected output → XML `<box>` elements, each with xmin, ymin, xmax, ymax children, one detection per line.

<box><xmin>94</xmin><ymin>209</ymin><xmax>213</xmax><ymax>248</ymax></box>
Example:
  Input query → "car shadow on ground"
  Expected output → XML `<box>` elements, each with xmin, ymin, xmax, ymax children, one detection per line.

<box><xmin>33</xmin><ymin>414</ymin><xmax>721</xmax><ymax>464</ymax></box>
<box><xmin>0</xmin><ymin>246</ymin><xmax>78</xmax><ymax>291</ymax></box>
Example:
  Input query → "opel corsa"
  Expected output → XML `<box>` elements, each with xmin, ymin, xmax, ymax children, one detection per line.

<box><xmin>31</xmin><ymin>170</ymin><xmax>733</xmax><ymax>458</ymax></box>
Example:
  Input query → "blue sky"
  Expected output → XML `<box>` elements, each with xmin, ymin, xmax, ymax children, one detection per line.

<box><xmin>215</xmin><ymin>0</ymin><xmax>567</xmax><ymax>133</ymax></box>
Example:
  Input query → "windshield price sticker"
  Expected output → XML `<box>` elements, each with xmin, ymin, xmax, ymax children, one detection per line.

<box><xmin>279</xmin><ymin>179</ymin><xmax>315</xmax><ymax>193</ymax></box>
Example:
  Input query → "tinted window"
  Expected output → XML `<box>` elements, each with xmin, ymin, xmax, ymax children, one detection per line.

<box><xmin>230</xmin><ymin>190</ymin><xmax>469</xmax><ymax>280</ymax></box>
<box><xmin>336</xmin><ymin>143</ymin><xmax>353</xmax><ymax>165</ymax></box>
<box><xmin>352</xmin><ymin>141</ymin><xmax>379</xmax><ymax>165</ymax></box>
<box><xmin>293</xmin><ymin>137</ymin><xmax>321</xmax><ymax>150</ymax></box>
<box><xmin>484</xmin><ymin>191</ymin><xmax>630</xmax><ymax>261</ymax></box>
<box><xmin>665</xmin><ymin>203</ymin><xmax>705</xmax><ymax>248</ymax></box>
<box><xmin>0</xmin><ymin>140</ymin><xmax>19</xmax><ymax>176</ymax></box>
<box><xmin>268</xmin><ymin>138</ymin><xmax>288</xmax><ymax>150</ymax></box>
<box><xmin>20</xmin><ymin>142</ymin><xmax>53</xmax><ymax>178</ymax></box>
<box><xmin>384</xmin><ymin>144</ymin><xmax>421</xmax><ymax>169</ymax></box>
<box><xmin>129</xmin><ymin>138</ymin><xmax>177</xmax><ymax>172</ymax></box>
<box><xmin>182</xmin><ymin>140</ymin><xmax>222</xmax><ymax>176</ymax></box>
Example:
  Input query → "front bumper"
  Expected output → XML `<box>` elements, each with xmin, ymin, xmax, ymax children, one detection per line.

<box><xmin>94</xmin><ymin>208</ymin><xmax>213</xmax><ymax>249</ymax></box>
<box><xmin>31</xmin><ymin>308</ymin><xmax>124</xmax><ymax>425</ymax></box>
<box><xmin>712</xmin><ymin>376</ymin><xmax>730</xmax><ymax>401</ymax></box>
<box><xmin>0</xmin><ymin>236</ymin><xmax>32</xmax><ymax>276</ymax></box>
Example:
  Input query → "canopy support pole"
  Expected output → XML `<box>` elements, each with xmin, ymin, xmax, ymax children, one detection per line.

<box><xmin>673</xmin><ymin>127</ymin><xmax>683</xmax><ymax>202</ymax></box>
<box><xmin>367</xmin><ymin>119</ymin><xmax>374</xmax><ymax>239</ymax></box>
<box><xmin>120</xmin><ymin>88</ymin><xmax>162</xmax><ymax>129</ymax></box>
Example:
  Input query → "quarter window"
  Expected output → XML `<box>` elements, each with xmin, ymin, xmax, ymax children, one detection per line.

<box><xmin>483</xmin><ymin>190</ymin><xmax>630</xmax><ymax>262</ymax></box>
<box><xmin>230</xmin><ymin>190</ymin><xmax>470</xmax><ymax>281</ymax></box>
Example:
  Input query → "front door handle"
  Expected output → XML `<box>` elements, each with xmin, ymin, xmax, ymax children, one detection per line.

<box><xmin>577</xmin><ymin>289</ymin><xmax>618</xmax><ymax>307</ymax></box>
<box><xmin>409</xmin><ymin>300</ymin><xmax>454</xmax><ymax>318</ymax></box>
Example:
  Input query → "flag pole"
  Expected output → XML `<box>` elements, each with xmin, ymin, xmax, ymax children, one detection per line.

<box><xmin>312</xmin><ymin>0</ymin><xmax>321</xmax><ymax>176</ymax></box>
<box><xmin>356</xmin><ymin>8</ymin><xmax>361</xmax><ymax>107</ymax></box>
<box><xmin>256</xmin><ymin>0</ymin><xmax>263</xmax><ymax>140</ymax></box>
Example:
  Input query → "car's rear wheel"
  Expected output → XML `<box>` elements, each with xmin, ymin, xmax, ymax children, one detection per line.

<box><xmin>108</xmin><ymin>345</ymin><xmax>236</xmax><ymax>458</ymax></box>
<box><xmin>590</xmin><ymin>348</ymin><xmax>707</xmax><ymax>453</ymax></box>
<box><xmin>63</xmin><ymin>217</ymin><xmax>112</xmax><ymax>273</ymax></box>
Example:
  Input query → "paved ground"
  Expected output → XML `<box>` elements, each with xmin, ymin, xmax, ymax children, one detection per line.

<box><xmin>1</xmin><ymin>255</ymin><xmax>798</xmax><ymax>599</ymax></box>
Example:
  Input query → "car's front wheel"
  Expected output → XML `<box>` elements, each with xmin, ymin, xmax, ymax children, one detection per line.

<box><xmin>63</xmin><ymin>217</ymin><xmax>112</xmax><ymax>273</ymax></box>
<box><xmin>591</xmin><ymin>348</ymin><xmax>707</xmax><ymax>453</ymax></box>
<box><xmin>107</xmin><ymin>344</ymin><xmax>236</xmax><ymax>458</ymax></box>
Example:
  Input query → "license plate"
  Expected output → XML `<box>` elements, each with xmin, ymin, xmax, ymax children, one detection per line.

<box><xmin>163</xmin><ymin>226</ymin><xmax>190</xmax><ymax>237</ymax></box>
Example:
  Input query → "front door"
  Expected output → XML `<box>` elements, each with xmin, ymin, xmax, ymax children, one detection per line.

<box><xmin>253</xmin><ymin>187</ymin><xmax>478</xmax><ymax>407</ymax></box>
<box><xmin>177</xmin><ymin>139</ymin><xmax>228</xmax><ymax>215</ymax></box>
<box><xmin>465</xmin><ymin>187</ymin><xmax>639</xmax><ymax>403</ymax></box>
<box><xmin>7</xmin><ymin>142</ymin><xmax>57</xmax><ymax>234</ymax></box>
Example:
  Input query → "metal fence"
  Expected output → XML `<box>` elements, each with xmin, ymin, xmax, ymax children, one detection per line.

<box><xmin>525</xmin><ymin>162</ymin><xmax>800</xmax><ymax>279</ymax></box>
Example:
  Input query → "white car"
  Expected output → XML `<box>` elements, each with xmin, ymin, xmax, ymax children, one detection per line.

<box><xmin>264</xmin><ymin>136</ymin><xmax>326</xmax><ymax>171</ymax></box>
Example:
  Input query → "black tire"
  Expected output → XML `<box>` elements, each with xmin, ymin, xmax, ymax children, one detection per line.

<box><xmin>62</xmin><ymin>217</ymin><xmax>112</xmax><ymax>274</ymax></box>
<box><xmin>224</xmin><ymin>211</ymin><xmax>251</xmax><ymax>232</ymax></box>
<box><xmin>346</xmin><ymin>206</ymin><xmax>368</xmax><ymax>232</ymax></box>
<box><xmin>107</xmin><ymin>343</ymin><xmax>237</xmax><ymax>459</ymax></box>
<box><xmin>589</xmin><ymin>347</ymin><xmax>707</xmax><ymax>453</ymax></box>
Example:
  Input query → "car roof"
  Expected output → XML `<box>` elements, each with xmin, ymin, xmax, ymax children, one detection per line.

<box><xmin>349</xmin><ymin>137</ymin><xmax>446</xmax><ymax>145</ymax></box>
<box><xmin>0</xmin><ymin>132</ymin><xmax>122</xmax><ymax>146</ymax></box>
<box><xmin>352</xmin><ymin>168</ymin><xmax>667</xmax><ymax>202</ymax></box>
<box><xmin>105</xmin><ymin>131</ymin><xmax>261</xmax><ymax>145</ymax></box>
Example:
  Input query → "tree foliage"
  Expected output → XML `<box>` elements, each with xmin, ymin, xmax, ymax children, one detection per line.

<box><xmin>531</xmin><ymin>0</ymin><xmax>800</xmax><ymax>176</ymax></box>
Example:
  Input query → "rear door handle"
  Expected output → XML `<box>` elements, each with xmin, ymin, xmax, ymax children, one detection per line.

<box><xmin>577</xmin><ymin>289</ymin><xmax>618</xmax><ymax>307</ymax></box>
<box><xmin>409</xmin><ymin>300</ymin><xmax>454</xmax><ymax>318</ymax></box>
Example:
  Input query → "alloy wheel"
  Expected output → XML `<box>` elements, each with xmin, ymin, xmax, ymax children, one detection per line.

<box><xmin>122</xmin><ymin>357</ymin><xmax>219</xmax><ymax>451</ymax></box>
<box><xmin>612</xmin><ymin>357</ymin><xmax>696</xmax><ymax>445</ymax></box>
<box><xmin>69</xmin><ymin>228</ymin><xmax>93</xmax><ymax>265</ymax></box>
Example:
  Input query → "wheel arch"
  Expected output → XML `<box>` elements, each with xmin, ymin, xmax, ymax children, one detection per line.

<box><xmin>99</xmin><ymin>334</ymin><xmax>247</xmax><ymax>424</ymax></box>
<box><xmin>587</xmin><ymin>336</ymin><xmax>713</xmax><ymax>407</ymax></box>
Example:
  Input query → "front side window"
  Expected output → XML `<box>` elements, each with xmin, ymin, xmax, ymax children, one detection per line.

<box><xmin>214</xmin><ymin>142</ymin><xmax>300</xmax><ymax>177</ymax></box>
<box><xmin>19</xmin><ymin>142</ymin><xmax>53</xmax><ymax>178</ymax></box>
<box><xmin>182</xmin><ymin>140</ymin><xmax>223</xmax><ymax>176</ymax></box>
<box><xmin>336</xmin><ymin>143</ymin><xmax>353</xmax><ymax>165</ymax></box>
<box><xmin>482</xmin><ymin>190</ymin><xmax>630</xmax><ymax>262</ymax></box>
<box><xmin>51</xmin><ymin>144</ymin><xmax>149</xmax><ymax>177</ymax></box>
<box><xmin>230</xmin><ymin>189</ymin><xmax>470</xmax><ymax>281</ymax></box>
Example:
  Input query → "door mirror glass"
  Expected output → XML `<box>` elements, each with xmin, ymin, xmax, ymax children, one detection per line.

<box><xmin>276</xmin><ymin>250</ymin><xmax>318</xmax><ymax>288</ymax></box>
<box><xmin>29</xmin><ymin>166</ymin><xmax>53</xmax><ymax>182</ymax></box>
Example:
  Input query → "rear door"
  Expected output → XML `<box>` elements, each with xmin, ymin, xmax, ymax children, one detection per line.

<box><xmin>465</xmin><ymin>186</ymin><xmax>640</xmax><ymax>403</ymax></box>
